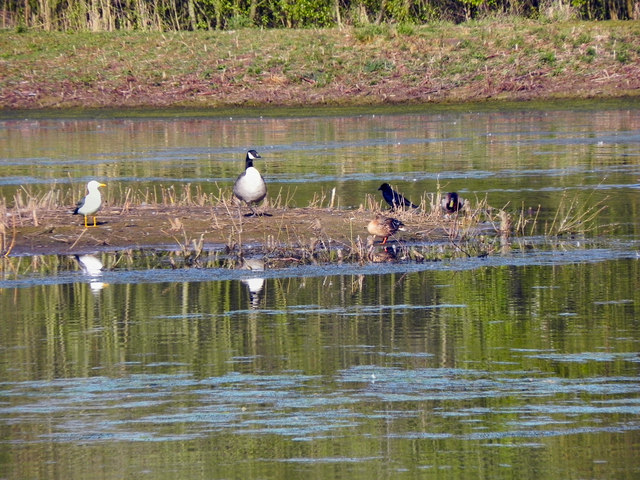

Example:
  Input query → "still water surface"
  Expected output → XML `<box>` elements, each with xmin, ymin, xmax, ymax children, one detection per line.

<box><xmin>1</xmin><ymin>102</ymin><xmax>640</xmax><ymax>479</ymax></box>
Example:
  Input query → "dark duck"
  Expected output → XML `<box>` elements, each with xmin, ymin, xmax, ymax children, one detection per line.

<box><xmin>442</xmin><ymin>192</ymin><xmax>464</xmax><ymax>213</ymax></box>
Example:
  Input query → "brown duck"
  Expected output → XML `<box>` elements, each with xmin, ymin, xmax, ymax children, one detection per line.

<box><xmin>367</xmin><ymin>215</ymin><xmax>406</xmax><ymax>244</ymax></box>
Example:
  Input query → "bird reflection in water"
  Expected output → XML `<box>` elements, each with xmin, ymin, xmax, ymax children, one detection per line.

<box><xmin>241</xmin><ymin>257</ymin><xmax>265</xmax><ymax>308</ymax></box>
<box><xmin>75</xmin><ymin>253</ymin><xmax>106</xmax><ymax>293</ymax></box>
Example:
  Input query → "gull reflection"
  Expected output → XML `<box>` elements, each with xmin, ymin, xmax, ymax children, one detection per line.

<box><xmin>241</xmin><ymin>257</ymin><xmax>265</xmax><ymax>308</ymax></box>
<box><xmin>75</xmin><ymin>253</ymin><xmax>105</xmax><ymax>293</ymax></box>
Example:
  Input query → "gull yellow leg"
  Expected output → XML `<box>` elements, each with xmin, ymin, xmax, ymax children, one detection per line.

<box><xmin>92</xmin><ymin>216</ymin><xmax>97</xmax><ymax>227</ymax></box>
<box><xmin>84</xmin><ymin>215</ymin><xmax>89</xmax><ymax>228</ymax></box>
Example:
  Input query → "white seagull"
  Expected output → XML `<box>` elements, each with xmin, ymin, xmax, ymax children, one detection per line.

<box><xmin>73</xmin><ymin>180</ymin><xmax>106</xmax><ymax>227</ymax></box>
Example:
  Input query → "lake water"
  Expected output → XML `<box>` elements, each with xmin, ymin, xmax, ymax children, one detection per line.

<box><xmin>1</xmin><ymin>101</ymin><xmax>640</xmax><ymax>479</ymax></box>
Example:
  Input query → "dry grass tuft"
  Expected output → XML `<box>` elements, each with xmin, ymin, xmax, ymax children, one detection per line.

<box><xmin>546</xmin><ymin>190</ymin><xmax>608</xmax><ymax>236</ymax></box>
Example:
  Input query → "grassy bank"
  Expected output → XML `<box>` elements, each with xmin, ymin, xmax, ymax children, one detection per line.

<box><xmin>1</xmin><ymin>18</ymin><xmax>639</xmax><ymax>110</ymax></box>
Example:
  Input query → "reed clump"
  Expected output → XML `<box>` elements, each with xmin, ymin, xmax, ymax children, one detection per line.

<box><xmin>545</xmin><ymin>191</ymin><xmax>608</xmax><ymax>236</ymax></box>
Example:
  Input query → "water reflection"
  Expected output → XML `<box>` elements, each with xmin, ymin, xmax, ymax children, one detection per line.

<box><xmin>241</xmin><ymin>257</ymin><xmax>265</xmax><ymax>308</ymax></box>
<box><xmin>1</xmin><ymin>252</ymin><xmax>640</xmax><ymax>479</ymax></box>
<box><xmin>74</xmin><ymin>253</ymin><xmax>105</xmax><ymax>293</ymax></box>
<box><xmin>1</xmin><ymin>255</ymin><xmax>640</xmax><ymax>480</ymax></box>
<box><xmin>1</xmin><ymin>104</ymin><xmax>640</xmax><ymax>480</ymax></box>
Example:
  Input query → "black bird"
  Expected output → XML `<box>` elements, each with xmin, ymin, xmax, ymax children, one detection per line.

<box><xmin>442</xmin><ymin>192</ymin><xmax>464</xmax><ymax>213</ymax></box>
<box><xmin>378</xmin><ymin>183</ymin><xmax>418</xmax><ymax>210</ymax></box>
<box><xmin>233</xmin><ymin>149</ymin><xmax>267</xmax><ymax>216</ymax></box>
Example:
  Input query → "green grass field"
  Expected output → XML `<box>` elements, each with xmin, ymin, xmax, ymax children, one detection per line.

<box><xmin>1</xmin><ymin>18</ymin><xmax>639</xmax><ymax>110</ymax></box>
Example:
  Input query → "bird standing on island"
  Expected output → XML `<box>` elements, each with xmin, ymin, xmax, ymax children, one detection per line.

<box><xmin>233</xmin><ymin>149</ymin><xmax>267</xmax><ymax>216</ymax></box>
<box><xmin>73</xmin><ymin>180</ymin><xmax>106</xmax><ymax>227</ymax></box>
<box><xmin>378</xmin><ymin>183</ymin><xmax>418</xmax><ymax>210</ymax></box>
<box><xmin>367</xmin><ymin>215</ymin><xmax>406</xmax><ymax>245</ymax></box>
<box><xmin>442</xmin><ymin>192</ymin><xmax>464</xmax><ymax>213</ymax></box>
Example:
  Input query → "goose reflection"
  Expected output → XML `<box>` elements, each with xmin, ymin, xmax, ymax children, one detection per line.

<box><xmin>241</xmin><ymin>257</ymin><xmax>265</xmax><ymax>308</ymax></box>
<box><xmin>75</xmin><ymin>253</ymin><xmax>105</xmax><ymax>293</ymax></box>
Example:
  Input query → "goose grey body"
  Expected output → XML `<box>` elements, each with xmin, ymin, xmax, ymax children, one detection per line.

<box><xmin>233</xmin><ymin>150</ymin><xmax>266</xmax><ymax>214</ymax></box>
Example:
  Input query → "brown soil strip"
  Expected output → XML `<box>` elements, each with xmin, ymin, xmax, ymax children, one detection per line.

<box><xmin>4</xmin><ymin>205</ymin><xmax>459</xmax><ymax>256</ymax></box>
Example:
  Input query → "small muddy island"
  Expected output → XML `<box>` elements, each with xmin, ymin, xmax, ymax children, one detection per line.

<box><xmin>3</xmin><ymin>199</ymin><xmax>511</xmax><ymax>264</ymax></box>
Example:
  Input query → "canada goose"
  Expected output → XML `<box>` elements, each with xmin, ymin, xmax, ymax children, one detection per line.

<box><xmin>442</xmin><ymin>192</ymin><xmax>464</xmax><ymax>213</ymax></box>
<box><xmin>378</xmin><ymin>183</ymin><xmax>418</xmax><ymax>210</ymax></box>
<box><xmin>367</xmin><ymin>215</ymin><xmax>406</xmax><ymax>244</ymax></box>
<box><xmin>233</xmin><ymin>149</ymin><xmax>267</xmax><ymax>216</ymax></box>
<box><xmin>73</xmin><ymin>180</ymin><xmax>106</xmax><ymax>227</ymax></box>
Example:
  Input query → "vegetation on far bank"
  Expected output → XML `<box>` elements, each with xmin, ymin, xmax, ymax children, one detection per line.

<box><xmin>1</xmin><ymin>18</ymin><xmax>639</xmax><ymax>110</ymax></box>
<box><xmin>1</xmin><ymin>0</ymin><xmax>637</xmax><ymax>32</ymax></box>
